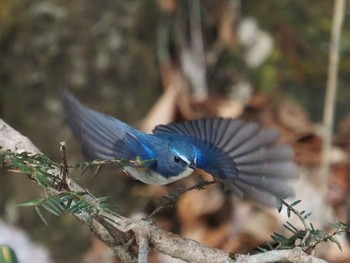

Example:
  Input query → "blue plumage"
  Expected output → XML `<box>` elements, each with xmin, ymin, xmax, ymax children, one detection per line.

<box><xmin>62</xmin><ymin>90</ymin><xmax>299</xmax><ymax>207</ymax></box>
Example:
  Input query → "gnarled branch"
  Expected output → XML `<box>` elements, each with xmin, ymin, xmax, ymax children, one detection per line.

<box><xmin>0</xmin><ymin>119</ymin><xmax>327</xmax><ymax>263</ymax></box>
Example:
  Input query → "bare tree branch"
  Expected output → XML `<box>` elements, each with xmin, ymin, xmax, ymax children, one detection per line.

<box><xmin>237</xmin><ymin>247</ymin><xmax>328</xmax><ymax>263</ymax></box>
<box><xmin>138</xmin><ymin>233</ymin><xmax>150</xmax><ymax>263</ymax></box>
<box><xmin>0</xmin><ymin>118</ymin><xmax>328</xmax><ymax>263</ymax></box>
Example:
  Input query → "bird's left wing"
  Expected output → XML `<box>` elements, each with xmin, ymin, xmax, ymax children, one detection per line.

<box><xmin>62</xmin><ymin>90</ymin><xmax>151</xmax><ymax>162</ymax></box>
<box><xmin>153</xmin><ymin>118</ymin><xmax>299</xmax><ymax>207</ymax></box>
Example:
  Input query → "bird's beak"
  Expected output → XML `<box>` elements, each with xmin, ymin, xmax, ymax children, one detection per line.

<box><xmin>188</xmin><ymin>163</ymin><xmax>197</xmax><ymax>170</ymax></box>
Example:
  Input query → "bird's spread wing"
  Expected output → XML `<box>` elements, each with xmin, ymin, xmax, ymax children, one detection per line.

<box><xmin>153</xmin><ymin>118</ymin><xmax>299</xmax><ymax>207</ymax></box>
<box><xmin>62</xmin><ymin>90</ymin><xmax>150</xmax><ymax>161</ymax></box>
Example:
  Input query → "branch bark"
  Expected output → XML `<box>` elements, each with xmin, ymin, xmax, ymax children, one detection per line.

<box><xmin>0</xmin><ymin>119</ymin><xmax>328</xmax><ymax>263</ymax></box>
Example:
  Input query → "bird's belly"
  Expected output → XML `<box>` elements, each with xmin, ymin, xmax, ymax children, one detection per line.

<box><xmin>123</xmin><ymin>166</ymin><xmax>194</xmax><ymax>185</ymax></box>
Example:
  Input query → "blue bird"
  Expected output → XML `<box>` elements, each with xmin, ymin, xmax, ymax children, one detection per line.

<box><xmin>62</xmin><ymin>91</ymin><xmax>299</xmax><ymax>207</ymax></box>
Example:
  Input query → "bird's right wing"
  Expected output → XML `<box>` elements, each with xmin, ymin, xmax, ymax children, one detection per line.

<box><xmin>153</xmin><ymin>118</ymin><xmax>299</xmax><ymax>207</ymax></box>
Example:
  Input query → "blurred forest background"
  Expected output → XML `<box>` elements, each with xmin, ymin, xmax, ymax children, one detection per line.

<box><xmin>0</xmin><ymin>0</ymin><xmax>350</xmax><ymax>262</ymax></box>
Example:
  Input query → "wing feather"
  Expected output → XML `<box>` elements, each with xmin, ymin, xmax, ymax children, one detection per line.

<box><xmin>153</xmin><ymin>118</ymin><xmax>299</xmax><ymax>207</ymax></box>
<box><xmin>234</xmin><ymin>145</ymin><xmax>294</xmax><ymax>164</ymax></box>
<box><xmin>234</xmin><ymin>180</ymin><xmax>283</xmax><ymax>207</ymax></box>
<box><xmin>62</xmin><ymin>90</ymin><xmax>148</xmax><ymax>160</ymax></box>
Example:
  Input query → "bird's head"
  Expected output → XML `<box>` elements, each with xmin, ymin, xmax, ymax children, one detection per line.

<box><xmin>153</xmin><ymin>140</ymin><xmax>197</xmax><ymax>180</ymax></box>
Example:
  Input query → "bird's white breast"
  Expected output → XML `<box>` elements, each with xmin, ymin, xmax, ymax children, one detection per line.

<box><xmin>123</xmin><ymin>166</ymin><xmax>194</xmax><ymax>185</ymax></box>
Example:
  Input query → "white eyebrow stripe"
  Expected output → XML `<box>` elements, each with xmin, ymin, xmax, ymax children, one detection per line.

<box><xmin>172</xmin><ymin>149</ymin><xmax>190</xmax><ymax>164</ymax></box>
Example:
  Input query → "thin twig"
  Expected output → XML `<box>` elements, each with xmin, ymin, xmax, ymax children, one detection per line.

<box><xmin>320</xmin><ymin>0</ymin><xmax>346</xmax><ymax>196</ymax></box>
<box><xmin>59</xmin><ymin>141</ymin><xmax>70</xmax><ymax>190</ymax></box>
<box><xmin>280</xmin><ymin>200</ymin><xmax>350</xmax><ymax>252</ymax></box>
<box><xmin>148</xmin><ymin>178</ymin><xmax>218</xmax><ymax>218</ymax></box>
<box><xmin>282</xmin><ymin>200</ymin><xmax>310</xmax><ymax>231</ymax></box>
<box><xmin>280</xmin><ymin>200</ymin><xmax>311</xmax><ymax>250</ymax></box>
<box><xmin>177</xmin><ymin>0</ymin><xmax>208</xmax><ymax>100</ymax></box>
<box><xmin>60</xmin><ymin>142</ymin><xmax>68</xmax><ymax>180</ymax></box>
<box><xmin>138</xmin><ymin>234</ymin><xmax>150</xmax><ymax>263</ymax></box>
<box><xmin>91</xmin><ymin>164</ymin><xmax>103</xmax><ymax>179</ymax></box>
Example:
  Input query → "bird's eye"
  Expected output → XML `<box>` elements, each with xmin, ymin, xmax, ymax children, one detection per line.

<box><xmin>174</xmin><ymin>156</ymin><xmax>181</xmax><ymax>163</ymax></box>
